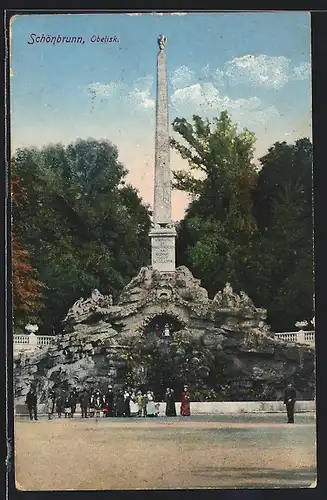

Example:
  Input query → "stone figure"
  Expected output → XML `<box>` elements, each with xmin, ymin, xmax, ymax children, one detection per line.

<box><xmin>163</xmin><ymin>323</ymin><xmax>170</xmax><ymax>337</ymax></box>
<box><xmin>223</xmin><ymin>282</ymin><xmax>233</xmax><ymax>296</ymax></box>
<box><xmin>239</xmin><ymin>291</ymin><xmax>254</xmax><ymax>308</ymax></box>
<box><xmin>213</xmin><ymin>291</ymin><xmax>223</xmax><ymax>305</ymax></box>
<box><xmin>64</xmin><ymin>289</ymin><xmax>113</xmax><ymax>324</ymax></box>
<box><xmin>158</xmin><ymin>34</ymin><xmax>167</xmax><ymax>50</ymax></box>
<box><xmin>222</xmin><ymin>282</ymin><xmax>241</xmax><ymax>307</ymax></box>
<box><xmin>295</xmin><ymin>320</ymin><xmax>308</xmax><ymax>329</ymax></box>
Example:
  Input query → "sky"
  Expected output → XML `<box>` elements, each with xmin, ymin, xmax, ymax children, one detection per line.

<box><xmin>10</xmin><ymin>12</ymin><xmax>311</xmax><ymax>221</ymax></box>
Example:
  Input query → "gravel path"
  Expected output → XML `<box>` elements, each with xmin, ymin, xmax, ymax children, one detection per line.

<box><xmin>14</xmin><ymin>416</ymin><xmax>316</xmax><ymax>490</ymax></box>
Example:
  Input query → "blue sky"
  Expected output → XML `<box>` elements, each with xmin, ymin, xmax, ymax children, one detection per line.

<box><xmin>10</xmin><ymin>12</ymin><xmax>311</xmax><ymax>220</ymax></box>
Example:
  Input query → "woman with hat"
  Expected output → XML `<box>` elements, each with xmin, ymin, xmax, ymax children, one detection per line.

<box><xmin>180</xmin><ymin>385</ymin><xmax>191</xmax><ymax>416</ymax></box>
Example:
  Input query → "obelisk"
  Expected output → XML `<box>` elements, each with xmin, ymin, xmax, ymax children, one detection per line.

<box><xmin>149</xmin><ymin>35</ymin><xmax>176</xmax><ymax>273</ymax></box>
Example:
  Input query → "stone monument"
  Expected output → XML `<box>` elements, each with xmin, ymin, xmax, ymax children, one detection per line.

<box><xmin>149</xmin><ymin>35</ymin><xmax>177</xmax><ymax>272</ymax></box>
<box><xmin>13</xmin><ymin>37</ymin><xmax>315</xmax><ymax>406</ymax></box>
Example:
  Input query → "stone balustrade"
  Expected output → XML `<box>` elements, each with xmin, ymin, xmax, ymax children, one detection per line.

<box><xmin>13</xmin><ymin>333</ymin><xmax>54</xmax><ymax>356</ymax></box>
<box><xmin>12</xmin><ymin>330</ymin><xmax>315</xmax><ymax>356</ymax></box>
<box><xmin>274</xmin><ymin>330</ymin><xmax>315</xmax><ymax>346</ymax></box>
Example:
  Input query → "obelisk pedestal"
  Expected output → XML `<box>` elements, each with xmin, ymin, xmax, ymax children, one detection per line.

<box><xmin>149</xmin><ymin>35</ymin><xmax>176</xmax><ymax>273</ymax></box>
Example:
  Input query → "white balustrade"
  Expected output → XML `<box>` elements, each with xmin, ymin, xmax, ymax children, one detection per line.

<box><xmin>274</xmin><ymin>330</ymin><xmax>315</xmax><ymax>346</ymax></box>
<box><xmin>13</xmin><ymin>333</ymin><xmax>54</xmax><ymax>357</ymax></box>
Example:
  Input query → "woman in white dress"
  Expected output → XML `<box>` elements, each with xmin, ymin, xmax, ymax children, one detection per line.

<box><xmin>146</xmin><ymin>391</ymin><xmax>156</xmax><ymax>417</ymax></box>
<box><xmin>129</xmin><ymin>391</ymin><xmax>139</xmax><ymax>416</ymax></box>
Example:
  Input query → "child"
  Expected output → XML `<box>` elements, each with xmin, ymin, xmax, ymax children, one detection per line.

<box><xmin>64</xmin><ymin>396</ymin><xmax>71</xmax><ymax>418</ymax></box>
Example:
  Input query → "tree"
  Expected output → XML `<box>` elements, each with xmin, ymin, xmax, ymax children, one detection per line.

<box><xmin>171</xmin><ymin>111</ymin><xmax>258</xmax><ymax>296</ymax></box>
<box><xmin>248</xmin><ymin>138</ymin><xmax>314</xmax><ymax>330</ymax></box>
<box><xmin>12</xmin><ymin>139</ymin><xmax>151</xmax><ymax>333</ymax></box>
<box><xmin>11</xmin><ymin>171</ymin><xmax>43</xmax><ymax>327</ymax></box>
<box><xmin>171</xmin><ymin>110</ymin><xmax>313</xmax><ymax>331</ymax></box>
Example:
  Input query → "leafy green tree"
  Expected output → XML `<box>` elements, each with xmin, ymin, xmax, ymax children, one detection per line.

<box><xmin>171</xmin><ymin>111</ymin><xmax>258</xmax><ymax>296</ymax></box>
<box><xmin>12</xmin><ymin>139</ymin><xmax>151</xmax><ymax>333</ymax></box>
<box><xmin>248</xmin><ymin>139</ymin><xmax>314</xmax><ymax>330</ymax></box>
<box><xmin>172</xmin><ymin>110</ymin><xmax>313</xmax><ymax>331</ymax></box>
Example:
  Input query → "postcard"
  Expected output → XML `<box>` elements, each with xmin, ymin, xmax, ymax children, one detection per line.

<box><xmin>9</xmin><ymin>11</ymin><xmax>315</xmax><ymax>490</ymax></box>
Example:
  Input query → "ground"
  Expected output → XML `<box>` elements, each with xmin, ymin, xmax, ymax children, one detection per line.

<box><xmin>15</xmin><ymin>413</ymin><xmax>316</xmax><ymax>490</ymax></box>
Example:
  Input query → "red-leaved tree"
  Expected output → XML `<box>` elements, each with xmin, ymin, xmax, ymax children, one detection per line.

<box><xmin>11</xmin><ymin>170</ymin><xmax>43</xmax><ymax>324</ymax></box>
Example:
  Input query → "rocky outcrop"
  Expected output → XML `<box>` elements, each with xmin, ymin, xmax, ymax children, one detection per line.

<box><xmin>13</xmin><ymin>266</ymin><xmax>315</xmax><ymax>404</ymax></box>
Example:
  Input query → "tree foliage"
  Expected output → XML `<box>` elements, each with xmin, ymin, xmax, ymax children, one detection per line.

<box><xmin>11</xmin><ymin>171</ymin><xmax>43</xmax><ymax>327</ymax></box>
<box><xmin>172</xmin><ymin>112</ymin><xmax>313</xmax><ymax>331</ymax></box>
<box><xmin>12</xmin><ymin>139</ymin><xmax>151</xmax><ymax>333</ymax></box>
<box><xmin>171</xmin><ymin>111</ymin><xmax>258</xmax><ymax>296</ymax></box>
<box><xmin>248</xmin><ymin>139</ymin><xmax>314</xmax><ymax>330</ymax></box>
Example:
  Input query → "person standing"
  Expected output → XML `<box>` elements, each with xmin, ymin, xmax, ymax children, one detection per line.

<box><xmin>165</xmin><ymin>388</ymin><xmax>177</xmax><ymax>417</ymax></box>
<box><xmin>284</xmin><ymin>383</ymin><xmax>297</xmax><ymax>423</ymax></box>
<box><xmin>142</xmin><ymin>392</ymin><xmax>148</xmax><ymax>417</ymax></box>
<box><xmin>123</xmin><ymin>389</ymin><xmax>131</xmax><ymax>417</ymax></box>
<box><xmin>25</xmin><ymin>387</ymin><xmax>38</xmax><ymax>421</ymax></box>
<box><xmin>89</xmin><ymin>388</ymin><xmax>96</xmax><ymax>417</ymax></box>
<box><xmin>115</xmin><ymin>391</ymin><xmax>125</xmax><ymax>417</ymax></box>
<box><xmin>64</xmin><ymin>394</ymin><xmax>71</xmax><ymax>418</ymax></box>
<box><xmin>69</xmin><ymin>388</ymin><xmax>78</xmax><ymax>418</ymax></box>
<box><xmin>47</xmin><ymin>390</ymin><xmax>55</xmax><ymax>420</ymax></box>
<box><xmin>146</xmin><ymin>390</ymin><xmax>156</xmax><ymax>417</ymax></box>
<box><xmin>129</xmin><ymin>390</ymin><xmax>138</xmax><ymax>416</ymax></box>
<box><xmin>79</xmin><ymin>388</ymin><xmax>90</xmax><ymax>418</ymax></box>
<box><xmin>104</xmin><ymin>385</ymin><xmax>115</xmax><ymax>417</ymax></box>
<box><xmin>136</xmin><ymin>390</ymin><xmax>143</xmax><ymax>417</ymax></box>
<box><xmin>93</xmin><ymin>389</ymin><xmax>103</xmax><ymax>419</ymax></box>
<box><xmin>56</xmin><ymin>391</ymin><xmax>65</xmax><ymax>418</ymax></box>
<box><xmin>180</xmin><ymin>385</ymin><xmax>191</xmax><ymax>416</ymax></box>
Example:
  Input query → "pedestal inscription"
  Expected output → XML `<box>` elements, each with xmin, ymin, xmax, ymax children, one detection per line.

<box><xmin>150</xmin><ymin>231</ymin><xmax>176</xmax><ymax>272</ymax></box>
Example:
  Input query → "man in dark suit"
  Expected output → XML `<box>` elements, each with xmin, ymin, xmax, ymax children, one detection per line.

<box><xmin>25</xmin><ymin>387</ymin><xmax>38</xmax><ymax>420</ymax></box>
<box><xmin>79</xmin><ymin>388</ymin><xmax>90</xmax><ymax>418</ymax></box>
<box><xmin>283</xmin><ymin>383</ymin><xmax>297</xmax><ymax>423</ymax></box>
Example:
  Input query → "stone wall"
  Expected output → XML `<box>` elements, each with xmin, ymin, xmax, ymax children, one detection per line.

<box><xmin>15</xmin><ymin>400</ymin><xmax>315</xmax><ymax>416</ymax></box>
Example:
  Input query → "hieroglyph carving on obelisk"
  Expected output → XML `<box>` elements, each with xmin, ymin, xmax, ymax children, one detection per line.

<box><xmin>149</xmin><ymin>35</ymin><xmax>176</xmax><ymax>272</ymax></box>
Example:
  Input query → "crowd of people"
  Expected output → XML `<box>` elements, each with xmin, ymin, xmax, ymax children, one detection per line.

<box><xmin>24</xmin><ymin>383</ymin><xmax>297</xmax><ymax>423</ymax></box>
<box><xmin>25</xmin><ymin>385</ymin><xmax>192</xmax><ymax>421</ymax></box>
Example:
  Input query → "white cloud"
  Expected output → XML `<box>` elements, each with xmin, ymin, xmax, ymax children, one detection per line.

<box><xmin>225</xmin><ymin>54</ymin><xmax>291</xmax><ymax>89</ymax></box>
<box><xmin>170</xmin><ymin>65</ymin><xmax>196</xmax><ymax>90</ymax></box>
<box><xmin>128</xmin><ymin>76</ymin><xmax>155</xmax><ymax>109</ymax></box>
<box><xmin>292</xmin><ymin>62</ymin><xmax>310</xmax><ymax>80</ymax></box>
<box><xmin>170</xmin><ymin>82</ymin><xmax>281</xmax><ymax>131</ymax></box>
<box><xmin>223</xmin><ymin>54</ymin><xmax>310</xmax><ymax>89</ymax></box>
<box><xmin>212</xmin><ymin>68</ymin><xmax>225</xmax><ymax>87</ymax></box>
<box><xmin>87</xmin><ymin>76</ymin><xmax>154</xmax><ymax>110</ymax></box>
<box><xmin>87</xmin><ymin>82</ymin><xmax>122</xmax><ymax>98</ymax></box>
<box><xmin>171</xmin><ymin>82</ymin><xmax>261</xmax><ymax>115</ymax></box>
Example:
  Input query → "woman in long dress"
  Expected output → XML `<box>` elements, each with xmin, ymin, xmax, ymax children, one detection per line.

<box><xmin>165</xmin><ymin>388</ymin><xmax>177</xmax><ymax>417</ymax></box>
<box><xmin>129</xmin><ymin>391</ymin><xmax>139</xmax><ymax>416</ymax></box>
<box><xmin>180</xmin><ymin>385</ymin><xmax>191</xmax><ymax>416</ymax></box>
<box><xmin>146</xmin><ymin>391</ymin><xmax>156</xmax><ymax>417</ymax></box>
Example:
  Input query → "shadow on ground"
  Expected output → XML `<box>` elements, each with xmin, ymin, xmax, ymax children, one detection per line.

<box><xmin>191</xmin><ymin>466</ymin><xmax>316</xmax><ymax>488</ymax></box>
